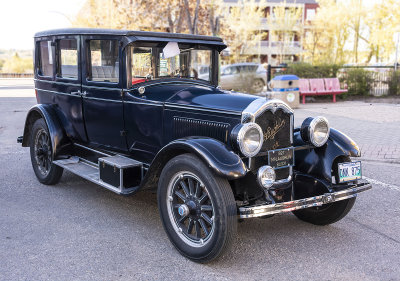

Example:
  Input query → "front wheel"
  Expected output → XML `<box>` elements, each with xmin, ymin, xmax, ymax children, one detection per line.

<box><xmin>157</xmin><ymin>154</ymin><xmax>237</xmax><ymax>263</ymax></box>
<box><xmin>292</xmin><ymin>197</ymin><xmax>356</xmax><ymax>226</ymax></box>
<box><xmin>30</xmin><ymin>118</ymin><xmax>63</xmax><ymax>185</ymax></box>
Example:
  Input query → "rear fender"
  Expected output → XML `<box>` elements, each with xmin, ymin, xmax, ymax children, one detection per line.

<box><xmin>21</xmin><ymin>104</ymin><xmax>71</xmax><ymax>158</ymax></box>
<box><xmin>140</xmin><ymin>137</ymin><xmax>248</xmax><ymax>189</ymax></box>
<box><xmin>294</xmin><ymin>128</ymin><xmax>361</xmax><ymax>183</ymax></box>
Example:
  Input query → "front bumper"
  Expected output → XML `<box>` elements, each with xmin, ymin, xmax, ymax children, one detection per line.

<box><xmin>239</xmin><ymin>180</ymin><xmax>372</xmax><ymax>218</ymax></box>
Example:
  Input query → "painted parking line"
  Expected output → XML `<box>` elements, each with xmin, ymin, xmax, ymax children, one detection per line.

<box><xmin>363</xmin><ymin>176</ymin><xmax>400</xmax><ymax>192</ymax></box>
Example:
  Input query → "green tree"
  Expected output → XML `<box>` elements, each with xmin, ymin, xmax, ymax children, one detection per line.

<box><xmin>220</xmin><ymin>0</ymin><xmax>267</xmax><ymax>62</ymax></box>
<box><xmin>1</xmin><ymin>53</ymin><xmax>33</xmax><ymax>73</ymax></box>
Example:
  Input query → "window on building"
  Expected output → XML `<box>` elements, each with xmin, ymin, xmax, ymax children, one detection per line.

<box><xmin>88</xmin><ymin>40</ymin><xmax>119</xmax><ymax>83</ymax></box>
<box><xmin>59</xmin><ymin>39</ymin><xmax>78</xmax><ymax>79</ymax></box>
<box><xmin>38</xmin><ymin>41</ymin><xmax>53</xmax><ymax>77</ymax></box>
<box><xmin>306</xmin><ymin>9</ymin><xmax>316</xmax><ymax>20</ymax></box>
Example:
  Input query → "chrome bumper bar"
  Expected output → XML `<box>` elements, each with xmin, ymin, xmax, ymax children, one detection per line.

<box><xmin>239</xmin><ymin>180</ymin><xmax>372</xmax><ymax>218</ymax></box>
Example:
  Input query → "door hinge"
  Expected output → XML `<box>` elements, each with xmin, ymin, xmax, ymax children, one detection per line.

<box><xmin>120</xmin><ymin>130</ymin><xmax>127</xmax><ymax>137</ymax></box>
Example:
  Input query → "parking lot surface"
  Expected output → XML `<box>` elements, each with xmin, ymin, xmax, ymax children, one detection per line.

<box><xmin>0</xmin><ymin>79</ymin><xmax>399</xmax><ymax>280</ymax></box>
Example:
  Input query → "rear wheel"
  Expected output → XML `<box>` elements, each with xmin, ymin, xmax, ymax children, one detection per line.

<box><xmin>251</xmin><ymin>79</ymin><xmax>265</xmax><ymax>93</ymax></box>
<box><xmin>157</xmin><ymin>154</ymin><xmax>237</xmax><ymax>263</ymax></box>
<box><xmin>30</xmin><ymin>118</ymin><xmax>63</xmax><ymax>185</ymax></box>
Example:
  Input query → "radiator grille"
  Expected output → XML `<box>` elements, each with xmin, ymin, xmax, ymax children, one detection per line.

<box><xmin>254</xmin><ymin>109</ymin><xmax>293</xmax><ymax>180</ymax></box>
<box><xmin>173</xmin><ymin>117</ymin><xmax>230</xmax><ymax>143</ymax></box>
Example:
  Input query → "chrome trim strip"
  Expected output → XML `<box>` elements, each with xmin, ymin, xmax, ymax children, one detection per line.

<box><xmin>35</xmin><ymin>79</ymin><xmax>120</xmax><ymax>90</ymax></box>
<box><xmin>128</xmin><ymin>80</ymin><xmax>212</xmax><ymax>91</ymax></box>
<box><xmin>124</xmin><ymin>100</ymin><xmax>164</xmax><ymax>107</ymax></box>
<box><xmin>241</xmin><ymin>98</ymin><xmax>294</xmax><ymax>123</ymax></box>
<box><xmin>83</xmin><ymin>85</ymin><xmax>119</xmax><ymax>91</ymax></box>
<box><xmin>84</xmin><ymin>96</ymin><xmax>122</xmax><ymax>103</ymax></box>
<box><xmin>35</xmin><ymin>88</ymin><xmax>73</xmax><ymax>96</ymax></box>
<box><xmin>165</xmin><ymin>103</ymin><xmax>242</xmax><ymax>116</ymax></box>
<box><xmin>239</xmin><ymin>181</ymin><xmax>372</xmax><ymax>218</ymax></box>
<box><xmin>34</xmin><ymin>79</ymin><xmax>80</xmax><ymax>87</ymax></box>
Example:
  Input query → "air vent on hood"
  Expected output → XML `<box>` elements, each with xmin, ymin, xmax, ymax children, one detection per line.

<box><xmin>173</xmin><ymin>117</ymin><xmax>230</xmax><ymax>143</ymax></box>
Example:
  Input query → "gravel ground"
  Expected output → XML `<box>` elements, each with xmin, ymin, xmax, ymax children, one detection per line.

<box><xmin>0</xmin><ymin>81</ymin><xmax>399</xmax><ymax>280</ymax></box>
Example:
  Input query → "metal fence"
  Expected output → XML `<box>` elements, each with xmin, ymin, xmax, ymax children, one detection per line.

<box><xmin>267</xmin><ymin>65</ymin><xmax>399</xmax><ymax>96</ymax></box>
<box><xmin>0</xmin><ymin>73</ymin><xmax>34</xmax><ymax>78</ymax></box>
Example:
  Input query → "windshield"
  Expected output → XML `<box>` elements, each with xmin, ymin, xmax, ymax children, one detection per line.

<box><xmin>127</xmin><ymin>42</ymin><xmax>213</xmax><ymax>87</ymax></box>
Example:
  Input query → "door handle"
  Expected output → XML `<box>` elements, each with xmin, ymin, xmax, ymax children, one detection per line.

<box><xmin>70</xmin><ymin>91</ymin><xmax>87</xmax><ymax>97</ymax></box>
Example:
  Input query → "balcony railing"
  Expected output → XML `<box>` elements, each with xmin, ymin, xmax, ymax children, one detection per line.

<box><xmin>260</xmin><ymin>18</ymin><xmax>303</xmax><ymax>30</ymax></box>
<box><xmin>258</xmin><ymin>41</ymin><xmax>302</xmax><ymax>48</ymax></box>
<box><xmin>243</xmin><ymin>41</ymin><xmax>303</xmax><ymax>55</ymax></box>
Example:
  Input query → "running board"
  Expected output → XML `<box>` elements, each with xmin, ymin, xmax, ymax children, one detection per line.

<box><xmin>54</xmin><ymin>156</ymin><xmax>142</xmax><ymax>195</ymax></box>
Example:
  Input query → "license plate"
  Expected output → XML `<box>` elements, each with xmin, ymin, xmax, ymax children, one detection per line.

<box><xmin>338</xmin><ymin>161</ymin><xmax>362</xmax><ymax>183</ymax></box>
<box><xmin>268</xmin><ymin>148</ymin><xmax>294</xmax><ymax>168</ymax></box>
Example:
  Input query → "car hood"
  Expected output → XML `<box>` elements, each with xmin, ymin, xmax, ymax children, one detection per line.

<box><xmin>166</xmin><ymin>84</ymin><xmax>260</xmax><ymax>113</ymax></box>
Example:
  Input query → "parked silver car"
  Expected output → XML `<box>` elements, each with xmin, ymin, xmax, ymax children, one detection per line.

<box><xmin>220</xmin><ymin>63</ymin><xmax>267</xmax><ymax>93</ymax></box>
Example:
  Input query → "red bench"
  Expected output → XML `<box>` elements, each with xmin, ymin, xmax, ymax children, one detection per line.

<box><xmin>299</xmin><ymin>78</ymin><xmax>347</xmax><ymax>104</ymax></box>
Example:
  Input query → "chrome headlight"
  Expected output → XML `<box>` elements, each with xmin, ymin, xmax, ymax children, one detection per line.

<box><xmin>257</xmin><ymin>165</ymin><xmax>276</xmax><ymax>189</ymax></box>
<box><xmin>232</xmin><ymin>123</ymin><xmax>263</xmax><ymax>157</ymax></box>
<box><xmin>300</xmin><ymin>116</ymin><xmax>330</xmax><ymax>147</ymax></box>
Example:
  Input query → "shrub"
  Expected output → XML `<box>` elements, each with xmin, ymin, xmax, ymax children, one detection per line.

<box><xmin>278</xmin><ymin>63</ymin><xmax>342</xmax><ymax>78</ymax></box>
<box><xmin>342</xmin><ymin>68</ymin><xmax>373</xmax><ymax>96</ymax></box>
<box><xmin>388</xmin><ymin>70</ymin><xmax>400</xmax><ymax>96</ymax></box>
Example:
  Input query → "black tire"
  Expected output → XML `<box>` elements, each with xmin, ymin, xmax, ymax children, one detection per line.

<box><xmin>292</xmin><ymin>197</ymin><xmax>356</xmax><ymax>226</ymax></box>
<box><xmin>251</xmin><ymin>79</ymin><xmax>265</xmax><ymax>93</ymax></box>
<box><xmin>30</xmin><ymin>118</ymin><xmax>63</xmax><ymax>185</ymax></box>
<box><xmin>157</xmin><ymin>154</ymin><xmax>237</xmax><ymax>263</ymax></box>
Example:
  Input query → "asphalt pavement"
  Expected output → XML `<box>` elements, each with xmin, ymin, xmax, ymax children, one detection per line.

<box><xmin>0</xmin><ymin>79</ymin><xmax>399</xmax><ymax>280</ymax></box>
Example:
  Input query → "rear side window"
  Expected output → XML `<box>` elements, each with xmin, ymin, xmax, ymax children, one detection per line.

<box><xmin>88</xmin><ymin>40</ymin><xmax>119</xmax><ymax>83</ymax></box>
<box><xmin>59</xmin><ymin>39</ymin><xmax>78</xmax><ymax>79</ymax></box>
<box><xmin>38</xmin><ymin>41</ymin><xmax>53</xmax><ymax>77</ymax></box>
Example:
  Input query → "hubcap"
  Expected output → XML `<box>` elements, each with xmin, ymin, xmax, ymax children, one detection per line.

<box><xmin>34</xmin><ymin>128</ymin><xmax>52</xmax><ymax>176</ymax></box>
<box><xmin>166</xmin><ymin>172</ymin><xmax>215</xmax><ymax>247</ymax></box>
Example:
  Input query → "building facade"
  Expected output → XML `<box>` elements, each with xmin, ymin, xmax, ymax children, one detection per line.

<box><xmin>223</xmin><ymin>0</ymin><xmax>318</xmax><ymax>65</ymax></box>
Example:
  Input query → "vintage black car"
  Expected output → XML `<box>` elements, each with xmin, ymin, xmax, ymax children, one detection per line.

<box><xmin>18</xmin><ymin>28</ymin><xmax>371</xmax><ymax>262</ymax></box>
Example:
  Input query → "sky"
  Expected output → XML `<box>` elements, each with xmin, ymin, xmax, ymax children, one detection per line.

<box><xmin>0</xmin><ymin>0</ymin><xmax>386</xmax><ymax>50</ymax></box>
<box><xmin>0</xmin><ymin>0</ymin><xmax>85</xmax><ymax>49</ymax></box>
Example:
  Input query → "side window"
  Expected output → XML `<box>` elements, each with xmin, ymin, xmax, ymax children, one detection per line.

<box><xmin>38</xmin><ymin>41</ymin><xmax>53</xmax><ymax>77</ymax></box>
<box><xmin>59</xmin><ymin>39</ymin><xmax>78</xmax><ymax>79</ymax></box>
<box><xmin>130</xmin><ymin>47</ymin><xmax>153</xmax><ymax>85</ymax></box>
<box><xmin>88</xmin><ymin>40</ymin><xmax>119</xmax><ymax>83</ymax></box>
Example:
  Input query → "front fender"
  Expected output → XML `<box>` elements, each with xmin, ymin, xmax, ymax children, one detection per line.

<box><xmin>21</xmin><ymin>104</ymin><xmax>71</xmax><ymax>158</ymax></box>
<box><xmin>140</xmin><ymin>137</ymin><xmax>248</xmax><ymax>190</ymax></box>
<box><xmin>294</xmin><ymin>128</ymin><xmax>361</xmax><ymax>183</ymax></box>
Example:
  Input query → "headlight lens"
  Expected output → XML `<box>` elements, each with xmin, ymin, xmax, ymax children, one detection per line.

<box><xmin>257</xmin><ymin>165</ymin><xmax>276</xmax><ymax>189</ymax></box>
<box><xmin>236</xmin><ymin>123</ymin><xmax>263</xmax><ymax>157</ymax></box>
<box><xmin>301</xmin><ymin>116</ymin><xmax>330</xmax><ymax>147</ymax></box>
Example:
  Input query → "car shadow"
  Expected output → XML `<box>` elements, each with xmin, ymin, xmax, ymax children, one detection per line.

<box><xmin>54</xmin><ymin>170</ymin><xmax>361</xmax><ymax>269</ymax></box>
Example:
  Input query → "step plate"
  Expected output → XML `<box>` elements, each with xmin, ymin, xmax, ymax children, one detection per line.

<box><xmin>99</xmin><ymin>155</ymin><xmax>142</xmax><ymax>169</ymax></box>
<box><xmin>53</xmin><ymin>157</ymin><xmax>138</xmax><ymax>195</ymax></box>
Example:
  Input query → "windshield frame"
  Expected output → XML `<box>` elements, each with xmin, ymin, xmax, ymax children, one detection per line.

<box><xmin>125</xmin><ymin>41</ymin><xmax>219</xmax><ymax>89</ymax></box>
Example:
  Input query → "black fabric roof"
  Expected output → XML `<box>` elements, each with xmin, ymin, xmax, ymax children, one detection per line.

<box><xmin>34</xmin><ymin>28</ymin><xmax>224</xmax><ymax>42</ymax></box>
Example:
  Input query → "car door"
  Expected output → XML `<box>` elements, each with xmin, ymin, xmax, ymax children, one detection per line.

<box><xmin>123</xmin><ymin>46</ymin><xmax>164</xmax><ymax>164</ymax></box>
<box><xmin>81</xmin><ymin>36</ymin><xmax>126</xmax><ymax>151</ymax></box>
<box><xmin>52</xmin><ymin>35</ymin><xmax>87</xmax><ymax>143</ymax></box>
